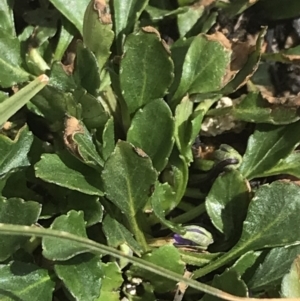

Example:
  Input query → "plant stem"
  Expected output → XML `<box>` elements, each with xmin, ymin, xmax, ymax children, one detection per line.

<box><xmin>192</xmin><ymin>247</ymin><xmax>242</xmax><ymax>279</ymax></box>
<box><xmin>128</xmin><ymin>215</ymin><xmax>149</xmax><ymax>253</ymax></box>
<box><xmin>177</xmin><ymin>201</ymin><xmax>195</xmax><ymax>212</ymax></box>
<box><xmin>172</xmin><ymin>202</ymin><xmax>206</xmax><ymax>224</ymax></box>
<box><xmin>1</xmin><ymin>223</ymin><xmax>290</xmax><ymax>301</ymax></box>
<box><xmin>184</xmin><ymin>188</ymin><xmax>206</xmax><ymax>199</ymax></box>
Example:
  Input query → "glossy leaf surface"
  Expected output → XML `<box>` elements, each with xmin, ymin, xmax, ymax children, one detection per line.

<box><xmin>0</xmin><ymin>0</ymin><xmax>15</xmax><ymax>36</ymax></box>
<box><xmin>127</xmin><ymin>99</ymin><xmax>174</xmax><ymax>172</ymax></box>
<box><xmin>83</xmin><ymin>0</ymin><xmax>114</xmax><ymax>70</ymax></box>
<box><xmin>35</xmin><ymin>152</ymin><xmax>104</xmax><ymax>196</ymax></box>
<box><xmin>281</xmin><ymin>256</ymin><xmax>300</xmax><ymax>297</ymax></box>
<box><xmin>102</xmin><ymin>140</ymin><xmax>157</xmax><ymax>216</ymax></box>
<box><xmin>240</xmin><ymin>121</ymin><xmax>300</xmax><ymax>179</ymax></box>
<box><xmin>49</xmin><ymin>0</ymin><xmax>89</xmax><ymax>33</ymax></box>
<box><xmin>120</xmin><ymin>27</ymin><xmax>174</xmax><ymax>115</ymax></box>
<box><xmin>0</xmin><ymin>30</ymin><xmax>30</xmax><ymax>88</ymax></box>
<box><xmin>113</xmin><ymin>0</ymin><xmax>148</xmax><ymax>52</ymax></box>
<box><xmin>249</xmin><ymin>244</ymin><xmax>300</xmax><ymax>291</ymax></box>
<box><xmin>206</xmin><ymin>170</ymin><xmax>250</xmax><ymax>239</ymax></box>
<box><xmin>170</xmin><ymin>33</ymin><xmax>231</xmax><ymax>102</ymax></box>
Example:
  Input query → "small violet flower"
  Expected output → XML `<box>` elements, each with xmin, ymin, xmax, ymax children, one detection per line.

<box><xmin>173</xmin><ymin>225</ymin><xmax>213</xmax><ymax>250</ymax></box>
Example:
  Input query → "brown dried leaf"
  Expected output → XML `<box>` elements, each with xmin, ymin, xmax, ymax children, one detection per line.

<box><xmin>94</xmin><ymin>0</ymin><xmax>112</xmax><ymax>24</ymax></box>
<box><xmin>63</xmin><ymin>116</ymin><xmax>84</xmax><ymax>156</ymax></box>
<box><xmin>281</xmin><ymin>54</ymin><xmax>300</xmax><ymax>64</ymax></box>
<box><xmin>206</xmin><ymin>32</ymin><xmax>257</xmax><ymax>87</ymax></box>
<box><xmin>200</xmin><ymin>0</ymin><xmax>216</xmax><ymax>7</ymax></box>
<box><xmin>142</xmin><ymin>26</ymin><xmax>171</xmax><ymax>53</ymax></box>
<box><xmin>133</xmin><ymin>146</ymin><xmax>148</xmax><ymax>158</ymax></box>
<box><xmin>256</xmin><ymin>84</ymin><xmax>300</xmax><ymax>107</ymax></box>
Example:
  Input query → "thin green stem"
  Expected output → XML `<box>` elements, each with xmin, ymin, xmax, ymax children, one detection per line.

<box><xmin>172</xmin><ymin>202</ymin><xmax>206</xmax><ymax>224</ymax></box>
<box><xmin>184</xmin><ymin>188</ymin><xmax>206</xmax><ymax>199</ymax></box>
<box><xmin>192</xmin><ymin>247</ymin><xmax>242</xmax><ymax>279</ymax></box>
<box><xmin>206</xmin><ymin>106</ymin><xmax>232</xmax><ymax>117</ymax></box>
<box><xmin>177</xmin><ymin>201</ymin><xmax>195</xmax><ymax>212</ymax></box>
<box><xmin>0</xmin><ymin>224</ymin><xmax>297</xmax><ymax>301</ymax></box>
<box><xmin>128</xmin><ymin>215</ymin><xmax>149</xmax><ymax>253</ymax></box>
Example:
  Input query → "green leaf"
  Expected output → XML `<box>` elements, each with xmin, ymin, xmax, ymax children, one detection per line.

<box><xmin>249</xmin><ymin>244</ymin><xmax>300</xmax><ymax>291</ymax></box>
<box><xmin>177</xmin><ymin>5</ymin><xmax>204</xmax><ymax>38</ymax></box>
<box><xmin>206</xmin><ymin>170</ymin><xmax>250</xmax><ymax>240</ymax></box>
<box><xmin>0</xmin><ymin>30</ymin><xmax>30</xmax><ymax>88</ymax></box>
<box><xmin>42</xmin><ymin>210</ymin><xmax>88</xmax><ymax>260</ymax></box>
<box><xmin>113</xmin><ymin>0</ymin><xmax>148</xmax><ymax>52</ymax></box>
<box><xmin>235</xmin><ymin>181</ymin><xmax>300</xmax><ymax>254</ymax></box>
<box><xmin>29</xmin><ymin>86</ymin><xmax>80</xmax><ymax>126</ymax></box>
<box><xmin>97</xmin><ymin>262</ymin><xmax>123</xmax><ymax>301</ymax></box>
<box><xmin>83</xmin><ymin>0</ymin><xmax>114</xmax><ymax>70</ymax></box>
<box><xmin>200</xmin><ymin>11</ymin><xmax>218</xmax><ymax>34</ymax></box>
<box><xmin>1</xmin><ymin>171</ymin><xmax>41</xmax><ymax>202</ymax></box>
<box><xmin>22</xmin><ymin>8</ymin><xmax>59</xmax><ymax>47</ymax></box>
<box><xmin>35</xmin><ymin>152</ymin><xmax>104</xmax><ymax>196</ymax></box>
<box><xmin>64</xmin><ymin>191</ymin><xmax>103</xmax><ymax>227</ymax></box>
<box><xmin>174</xmin><ymin>97</ymin><xmax>216</xmax><ymax>162</ymax></box>
<box><xmin>0</xmin><ymin>126</ymin><xmax>33</xmax><ymax>177</ymax></box>
<box><xmin>74</xmin><ymin>41</ymin><xmax>100</xmax><ymax>96</ymax></box>
<box><xmin>0</xmin><ymin>261</ymin><xmax>55</xmax><ymax>301</ymax></box>
<box><xmin>229</xmin><ymin>251</ymin><xmax>262</xmax><ymax>276</ymax></box>
<box><xmin>150</xmin><ymin>182</ymin><xmax>184</xmax><ymax>233</ymax></box>
<box><xmin>202</xmin><ymin>269</ymin><xmax>248</xmax><ymax>301</ymax></box>
<box><xmin>174</xmin><ymin>95</ymin><xmax>193</xmax><ymax>161</ymax></box>
<box><xmin>0</xmin><ymin>0</ymin><xmax>15</xmax><ymax>36</ymax></box>
<box><xmin>262</xmin><ymin>45</ymin><xmax>300</xmax><ymax>64</ymax></box>
<box><xmin>55</xmin><ymin>253</ymin><xmax>102</xmax><ymax>301</ymax></box>
<box><xmin>162</xmin><ymin>148</ymin><xmax>188</xmax><ymax>210</ymax></box>
<box><xmin>222</xmin><ymin>28</ymin><xmax>265</xmax><ymax>94</ymax></box>
<box><xmin>239</xmin><ymin>121</ymin><xmax>300</xmax><ymax>179</ymax></box>
<box><xmin>49</xmin><ymin>0</ymin><xmax>89</xmax><ymax>34</ymax></box>
<box><xmin>281</xmin><ymin>256</ymin><xmax>300</xmax><ymax>297</ymax></box>
<box><xmin>168</xmin><ymin>37</ymin><xmax>193</xmax><ymax>105</ymax></box>
<box><xmin>0</xmin><ymin>75</ymin><xmax>48</xmax><ymax>125</ymax></box>
<box><xmin>74</xmin><ymin>89</ymin><xmax>109</xmax><ymax>130</ymax></box>
<box><xmin>64</xmin><ymin>116</ymin><xmax>104</xmax><ymax>169</ymax></box>
<box><xmin>169</xmin><ymin>34</ymin><xmax>231</xmax><ymax>103</ymax></box>
<box><xmin>102</xmin><ymin>215</ymin><xmax>142</xmax><ymax>255</ymax></box>
<box><xmin>233</xmin><ymin>92</ymin><xmax>300</xmax><ymax>124</ymax></box>
<box><xmin>193</xmin><ymin>181</ymin><xmax>300</xmax><ymax>278</ymax></box>
<box><xmin>100</xmin><ymin>116</ymin><xmax>115</xmax><ymax>161</ymax></box>
<box><xmin>258</xmin><ymin>152</ymin><xmax>300</xmax><ymax>178</ymax></box>
<box><xmin>102</xmin><ymin>140</ymin><xmax>157</xmax><ymax>216</ymax></box>
<box><xmin>54</xmin><ymin>16</ymin><xmax>77</xmax><ymax>61</ymax></box>
<box><xmin>129</xmin><ymin>245</ymin><xmax>185</xmax><ymax>293</ymax></box>
<box><xmin>120</xmin><ymin>27</ymin><xmax>174</xmax><ymax>115</ymax></box>
<box><xmin>127</xmin><ymin>99</ymin><xmax>174</xmax><ymax>172</ymax></box>
<box><xmin>220</xmin><ymin>0</ymin><xmax>258</xmax><ymax>17</ymax></box>
<box><xmin>146</xmin><ymin>5</ymin><xmax>187</xmax><ymax>21</ymax></box>
<box><xmin>0</xmin><ymin>198</ymin><xmax>41</xmax><ymax>261</ymax></box>
<box><xmin>48</xmin><ymin>61</ymin><xmax>77</xmax><ymax>92</ymax></box>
